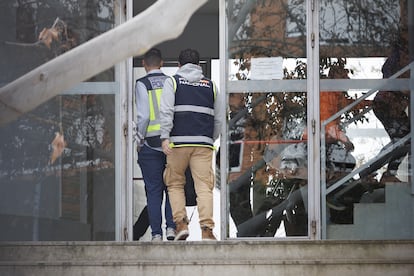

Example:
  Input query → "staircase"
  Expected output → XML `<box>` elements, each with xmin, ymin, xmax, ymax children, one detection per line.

<box><xmin>1</xmin><ymin>239</ymin><xmax>414</xmax><ymax>275</ymax></box>
<box><xmin>327</xmin><ymin>182</ymin><xmax>414</xmax><ymax>239</ymax></box>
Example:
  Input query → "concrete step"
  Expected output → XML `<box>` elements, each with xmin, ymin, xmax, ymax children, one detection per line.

<box><xmin>1</xmin><ymin>240</ymin><xmax>414</xmax><ymax>276</ymax></box>
<box><xmin>327</xmin><ymin>183</ymin><xmax>414</xmax><ymax>239</ymax></box>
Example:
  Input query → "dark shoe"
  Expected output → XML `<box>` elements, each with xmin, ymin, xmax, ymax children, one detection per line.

<box><xmin>201</xmin><ymin>226</ymin><xmax>216</xmax><ymax>241</ymax></box>
<box><xmin>174</xmin><ymin>219</ymin><xmax>189</xmax><ymax>241</ymax></box>
<box><xmin>166</xmin><ymin>227</ymin><xmax>176</xmax><ymax>241</ymax></box>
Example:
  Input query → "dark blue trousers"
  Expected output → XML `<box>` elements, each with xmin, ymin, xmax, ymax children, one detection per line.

<box><xmin>138</xmin><ymin>144</ymin><xmax>175</xmax><ymax>236</ymax></box>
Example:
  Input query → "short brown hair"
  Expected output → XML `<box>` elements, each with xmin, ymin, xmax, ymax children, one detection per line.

<box><xmin>144</xmin><ymin>48</ymin><xmax>162</xmax><ymax>67</ymax></box>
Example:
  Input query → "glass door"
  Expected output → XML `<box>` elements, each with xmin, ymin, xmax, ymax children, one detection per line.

<box><xmin>225</xmin><ymin>0</ymin><xmax>311</xmax><ymax>238</ymax></box>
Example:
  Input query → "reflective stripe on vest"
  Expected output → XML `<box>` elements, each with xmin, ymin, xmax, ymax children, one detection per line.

<box><xmin>174</xmin><ymin>105</ymin><xmax>215</xmax><ymax>116</ymax></box>
<box><xmin>170</xmin><ymin>135</ymin><xmax>215</xmax><ymax>145</ymax></box>
<box><xmin>147</xmin><ymin>88</ymin><xmax>162</xmax><ymax>137</ymax></box>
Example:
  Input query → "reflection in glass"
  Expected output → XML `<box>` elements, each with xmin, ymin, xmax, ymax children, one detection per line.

<box><xmin>228</xmin><ymin>0</ymin><xmax>306</xmax><ymax>65</ymax></box>
<box><xmin>226</xmin><ymin>0</ymin><xmax>308</xmax><ymax>238</ymax></box>
<box><xmin>0</xmin><ymin>95</ymin><xmax>115</xmax><ymax>241</ymax></box>
<box><xmin>0</xmin><ymin>0</ymin><xmax>115</xmax><ymax>85</ymax></box>
<box><xmin>228</xmin><ymin>90</ymin><xmax>308</xmax><ymax>238</ymax></box>
<box><xmin>320</xmin><ymin>0</ymin><xmax>413</xmax><ymax>240</ymax></box>
<box><xmin>0</xmin><ymin>0</ymin><xmax>117</xmax><ymax>241</ymax></box>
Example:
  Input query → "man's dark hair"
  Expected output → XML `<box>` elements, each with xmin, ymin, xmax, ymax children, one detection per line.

<box><xmin>144</xmin><ymin>48</ymin><xmax>162</xmax><ymax>67</ymax></box>
<box><xmin>178</xmin><ymin>48</ymin><xmax>200</xmax><ymax>66</ymax></box>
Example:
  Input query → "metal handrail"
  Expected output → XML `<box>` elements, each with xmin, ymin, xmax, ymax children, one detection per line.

<box><xmin>321</xmin><ymin>61</ymin><xmax>413</xmax><ymax>195</ymax></box>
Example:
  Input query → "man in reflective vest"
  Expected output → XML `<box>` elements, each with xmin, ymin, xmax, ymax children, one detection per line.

<box><xmin>160</xmin><ymin>48</ymin><xmax>223</xmax><ymax>241</ymax></box>
<box><xmin>135</xmin><ymin>48</ymin><xmax>175</xmax><ymax>241</ymax></box>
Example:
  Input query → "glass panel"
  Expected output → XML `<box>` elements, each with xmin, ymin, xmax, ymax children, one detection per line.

<box><xmin>0</xmin><ymin>0</ymin><xmax>114</xmax><ymax>86</ymax></box>
<box><xmin>320</xmin><ymin>0</ymin><xmax>413</xmax><ymax>240</ymax></box>
<box><xmin>0</xmin><ymin>94</ymin><xmax>115</xmax><ymax>241</ymax></box>
<box><xmin>226</xmin><ymin>0</ymin><xmax>308</xmax><ymax>238</ymax></box>
<box><xmin>0</xmin><ymin>0</ymin><xmax>117</xmax><ymax>241</ymax></box>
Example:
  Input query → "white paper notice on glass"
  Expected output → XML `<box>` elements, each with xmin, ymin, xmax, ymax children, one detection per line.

<box><xmin>250</xmin><ymin>57</ymin><xmax>283</xmax><ymax>80</ymax></box>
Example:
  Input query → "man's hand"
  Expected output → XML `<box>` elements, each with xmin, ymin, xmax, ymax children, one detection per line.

<box><xmin>162</xmin><ymin>139</ymin><xmax>172</xmax><ymax>155</ymax></box>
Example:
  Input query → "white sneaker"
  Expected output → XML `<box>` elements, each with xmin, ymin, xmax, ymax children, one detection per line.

<box><xmin>151</xmin><ymin>234</ymin><xmax>162</xmax><ymax>242</ymax></box>
<box><xmin>166</xmin><ymin>227</ymin><xmax>176</xmax><ymax>241</ymax></box>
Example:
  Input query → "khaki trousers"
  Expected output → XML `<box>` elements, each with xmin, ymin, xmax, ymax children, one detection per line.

<box><xmin>164</xmin><ymin>147</ymin><xmax>215</xmax><ymax>229</ymax></box>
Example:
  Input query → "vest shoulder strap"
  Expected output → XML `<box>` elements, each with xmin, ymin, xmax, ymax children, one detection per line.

<box><xmin>171</xmin><ymin>75</ymin><xmax>178</xmax><ymax>92</ymax></box>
